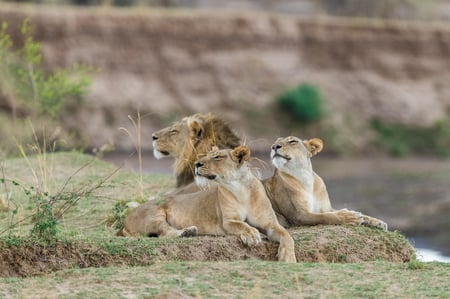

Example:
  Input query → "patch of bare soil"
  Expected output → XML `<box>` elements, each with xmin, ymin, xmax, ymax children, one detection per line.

<box><xmin>0</xmin><ymin>226</ymin><xmax>414</xmax><ymax>278</ymax></box>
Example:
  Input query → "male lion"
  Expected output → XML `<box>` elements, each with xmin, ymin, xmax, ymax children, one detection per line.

<box><xmin>263</xmin><ymin>136</ymin><xmax>388</xmax><ymax>230</ymax></box>
<box><xmin>117</xmin><ymin>146</ymin><xmax>297</xmax><ymax>263</ymax></box>
<box><xmin>152</xmin><ymin>113</ymin><xmax>241</xmax><ymax>187</ymax></box>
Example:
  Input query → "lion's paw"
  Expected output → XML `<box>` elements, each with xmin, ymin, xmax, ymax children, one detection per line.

<box><xmin>362</xmin><ymin>216</ymin><xmax>388</xmax><ymax>231</ymax></box>
<box><xmin>277</xmin><ymin>247</ymin><xmax>297</xmax><ymax>263</ymax></box>
<box><xmin>240</xmin><ymin>227</ymin><xmax>262</xmax><ymax>247</ymax></box>
<box><xmin>336</xmin><ymin>209</ymin><xmax>364</xmax><ymax>225</ymax></box>
<box><xmin>181</xmin><ymin>226</ymin><xmax>198</xmax><ymax>237</ymax></box>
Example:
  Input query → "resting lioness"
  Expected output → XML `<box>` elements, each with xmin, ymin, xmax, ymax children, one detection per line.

<box><xmin>117</xmin><ymin>146</ymin><xmax>297</xmax><ymax>263</ymax></box>
<box><xmin>263</xmin><ymin>136</ymin><xmax>388</xmax><ymax>231</ymax></box>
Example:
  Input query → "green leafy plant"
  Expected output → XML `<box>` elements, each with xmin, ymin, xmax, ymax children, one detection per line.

<box><xmin>276</xmin><ymin>83</ymin><xmax>323</xmax><ymax>124</ymax></box>
<box><xmin>0</xmin><ymin>134</ymin><xmax>120</xmax><ymax>242</ymax></box>
<box><xmin>371</xmin><ymin>119</ymin><xmax>450</xmax><ymax>157</ymax></box>
<box><xmin>30</xmin><ymin>195</ymin><xmax>58</xmax><ymax>242</ymax></box>
<box><xmin>0</xmin><ymin>167</ymin><xmax>119</xmax><ymax>241</ymax></box>
<box><xmin>0</xmin><ymin>20</ymin><xmax>91</xmax><ymax>120</ymax></box>
<box><xmin>107</xmin><ymin>199</ymin><xmax>144</xmax><ymax>230</ymax></box>
<box><xmin>0</xmin><ymin>20</ymin><xmax>93</xmax><ymax>158</ymax></box>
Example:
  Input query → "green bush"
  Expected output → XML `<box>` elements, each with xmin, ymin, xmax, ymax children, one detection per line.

<box><xmin>0</xmin><ymin>20</ymin><xmax>92</xmax><ymax>157</ymax></box>
<box><xmin>276</xmin><ymin>83</ymin><xmax>323</xmax><ymax>123</ymax></box>
<box><xmin>0</xmin><ymin>20</ymin><xmax>91</xmax><ymax>119</ymax></box>
<box><xmin>372</xmin><ymin>119</ymin><xmax>450</xmax><ymax>157</ymax></box>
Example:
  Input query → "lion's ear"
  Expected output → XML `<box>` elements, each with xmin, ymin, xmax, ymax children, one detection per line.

<box><xmin>189</xmin><ymin>120</ymin><xmax>204</xmax><ymax>140</ymax></box>
<box><xmin>303</xmin><ymin>138</ymin><xmax>323</xmax><ymax>157</ymax></box>
<box><xmin>231</xmin><ymin>146</ymin><xmax>251</xmax><ymax>166</ymax></box>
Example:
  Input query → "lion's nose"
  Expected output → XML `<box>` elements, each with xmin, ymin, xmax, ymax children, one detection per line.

<box><xmin>272</xmin><ymin>144</ymin><xmax>282</xmax><ymax>151</ymax></box>
<box><xmin>152</xmin><ymin>134</ymin><xmax>158</xmax><ymax>141</ymax></box>
<box><xmin>195</xmin><ymin>161</ymin><xmax>204</xmax><ymax>168</ymax></box>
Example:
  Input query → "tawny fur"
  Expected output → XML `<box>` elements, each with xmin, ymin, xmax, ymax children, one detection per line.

<box><xmin>118</xmin><ymin>146</ymin><xmax>296</xmax><ymax>263</ymax></box>
<box><xmin>263</xmin><ymin>136</ymin><xmax>388</xmax><ymax>231</ymax></box>
<box><xmin>152</xmin><ymin>113</ymin><xmax>240</xmax><ymax>187</ymax></box>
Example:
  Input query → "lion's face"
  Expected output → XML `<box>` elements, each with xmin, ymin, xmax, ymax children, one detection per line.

<box><xmin>270</xmin><ymin>136</ymin><xmax>323</xmax><ymax>171</ymax></box>
<box><xmin>152</xmin><ymin>117</ymin><xmax>204</xmax><ymax>160</ymax></box>
<box><xmin>194</xmin><ymin>146</ymin><xmax>251</xmax><ymax>188</ymax></box>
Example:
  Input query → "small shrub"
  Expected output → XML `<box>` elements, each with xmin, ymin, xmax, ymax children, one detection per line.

<box><xmin>0</xmin><ymin>20</ymin><xmax>91</xmax><ymax>119</ymax></box>
<box><xmin>276</xmin><ymin>83</ymin><xmax>323</xmax><ymax>123</ymax></box>
<box><xmin>0</xmin><ymin>20</ymin><xmax>92</xmax><ymax>157</ymax></box>
<box><xmin>31</xmin><ymin>198</ymin><xmax>58</xmax><ymax>242</ymax></box>
<box><xmin>371</xmin><ymin>119</ymin><xmax>450</xmax><ymax>157</ymax></box>
<box><xmin>0</xmin><ymin>160</ymin><xmax>116</xmax><ymax>242</ymax></box>
<box><xmin>108</xmin><ymin>198</ymin><xmax>145</xmax><ymax>230</ymax></box>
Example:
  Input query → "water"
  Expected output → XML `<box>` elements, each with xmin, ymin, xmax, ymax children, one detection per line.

<box><xmin>415</xmin><ymin>248</ymin><xmax>450</xmax><ymax>263</ymax></box>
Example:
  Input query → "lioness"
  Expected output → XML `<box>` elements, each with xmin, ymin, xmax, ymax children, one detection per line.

<box><xmin>264</xmin><ymin>136</ymin><xmax>388</xmax><ymax>230</ymax></box>
<box><xmin>117</xmin><ymin>146</ymin><xmax>297</xmax><ymax>263</ymax></box>
<box><xmin>152</xmin><ymin>113</ymin><xmax>241</xmax><ymax>187</ymax></box>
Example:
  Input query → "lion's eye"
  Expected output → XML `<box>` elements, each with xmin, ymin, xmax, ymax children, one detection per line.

<box><xmin>170</xmin><ymin>130</ymin><xmax>178</xmax><ymax>135</ymax></box>
<box><xmin>289</xmin><ymin>140</ymin><xmax>298</xmax><ymax>144</ymax></box>
<box><xmin>213</xmin><ymin>155</ymin><xmax>223</xmax><ymax>160</ymax></box>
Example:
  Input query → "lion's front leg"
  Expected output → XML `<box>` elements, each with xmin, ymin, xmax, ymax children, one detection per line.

<box><xmin>249</xmin><ymin>205</ymin><xmax>296</xmax><ymax>262</ymax></box>
<box><xmin>222</xmin><ymin>219</ymin><xmax>262</xmax><ymax>246</ymax></box>
<box><xmin>262</xmin><ymin>224</ymin><xmax>296</xmax><ymax>263</ymax></box>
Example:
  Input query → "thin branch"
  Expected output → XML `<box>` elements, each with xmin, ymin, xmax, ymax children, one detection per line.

<box><xmin>53</xmin><ymin>165</ymin><xmax>122</xmax><ymax>221</ymax></box>
<box><xmin>0</xmin><ymin>213</ymin><xmax>34</xmax><ymax>236</ymax></box>
<box><xmin>57</xmin><ymin>159</ymin><xmax>95</xmax><ymax>195</ymax></box>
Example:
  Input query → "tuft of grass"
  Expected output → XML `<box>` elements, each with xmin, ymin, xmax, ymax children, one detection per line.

<box><xmin>118</xmin><ymin>111</ymin><xmax>151</xmax><ymax>199</ymax></box>
<box><xmin>407</xmin><ymin>259</ymin><xmax>425</xmax><ymax>270</ymax></box>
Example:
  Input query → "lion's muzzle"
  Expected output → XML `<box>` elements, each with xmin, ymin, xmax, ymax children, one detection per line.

<box><xmin>271</xmin><ymin>150</ymin><xmax>291</xmax><ymax>161</ymax></box>
<box><xmin>194</xmin><ymin>162</ymin><xmax>217</xmax><ymax>180</ymax></box>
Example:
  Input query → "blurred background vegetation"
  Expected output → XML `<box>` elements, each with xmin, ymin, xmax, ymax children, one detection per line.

<box><xmin>0</xmin><ymin>19</ymin><xmax>91</xmax><ymax>157</ymax></box>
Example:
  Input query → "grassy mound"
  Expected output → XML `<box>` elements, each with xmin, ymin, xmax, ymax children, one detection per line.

<box><xmin>0</xmin><ymin>152</ymin><xmax>413</xmax><ymax>278</ymax></box>
<box><xmin>0</xmin><ymin>225</ymin><xmax>413</xmax><ymax>278</ymax></box>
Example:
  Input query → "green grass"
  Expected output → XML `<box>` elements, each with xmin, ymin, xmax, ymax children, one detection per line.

<box><xmin>0</xmin><ymin>152</ymin><xmax>174</xmax><ymax>239</ymax></box>
<box><xmin>0</xmin><ymin>152</ymin><xmax>444</xmax><ymax>298</ymax></box>
<box><xmin>0</xmin><ymin>261</ymin><xmax>449</xmax><ymax>298</ymax></box>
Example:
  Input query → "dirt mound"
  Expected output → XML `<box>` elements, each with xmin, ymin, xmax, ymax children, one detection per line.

<box><xmin>155</xmin><ymin>226</ymin><xmax>413</xmax><ymax>263</ymax></box>
<box><xmin>0</xmin><ymin>226</ymin><xmax>414</xmax><ymax>278</ymax></box>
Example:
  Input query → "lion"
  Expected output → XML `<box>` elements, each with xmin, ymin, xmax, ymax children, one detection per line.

<box><xmin>117</xmin><ymin>145</ymin><xmax>297</xmax><ymax>263</ymax></box>
<box><xmin>263</xmin><ymin>136</ymin><xmax>388</xmax><ymax>231</ymax></box>
<box><xmin>152</xmin><ymin>113</ymin><xmax>241</xmax><ymax>187</ymax></box>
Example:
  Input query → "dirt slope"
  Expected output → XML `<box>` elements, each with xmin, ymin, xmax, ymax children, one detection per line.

<box><xmin>0</xmin><ymin>226</ymin><xmax>414</xmax><ymax>278</ymax></box>
<box><xmin>1</xmin><ymin>4</ymin><xmax>450</xmax><ymax>150</ymax></box>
